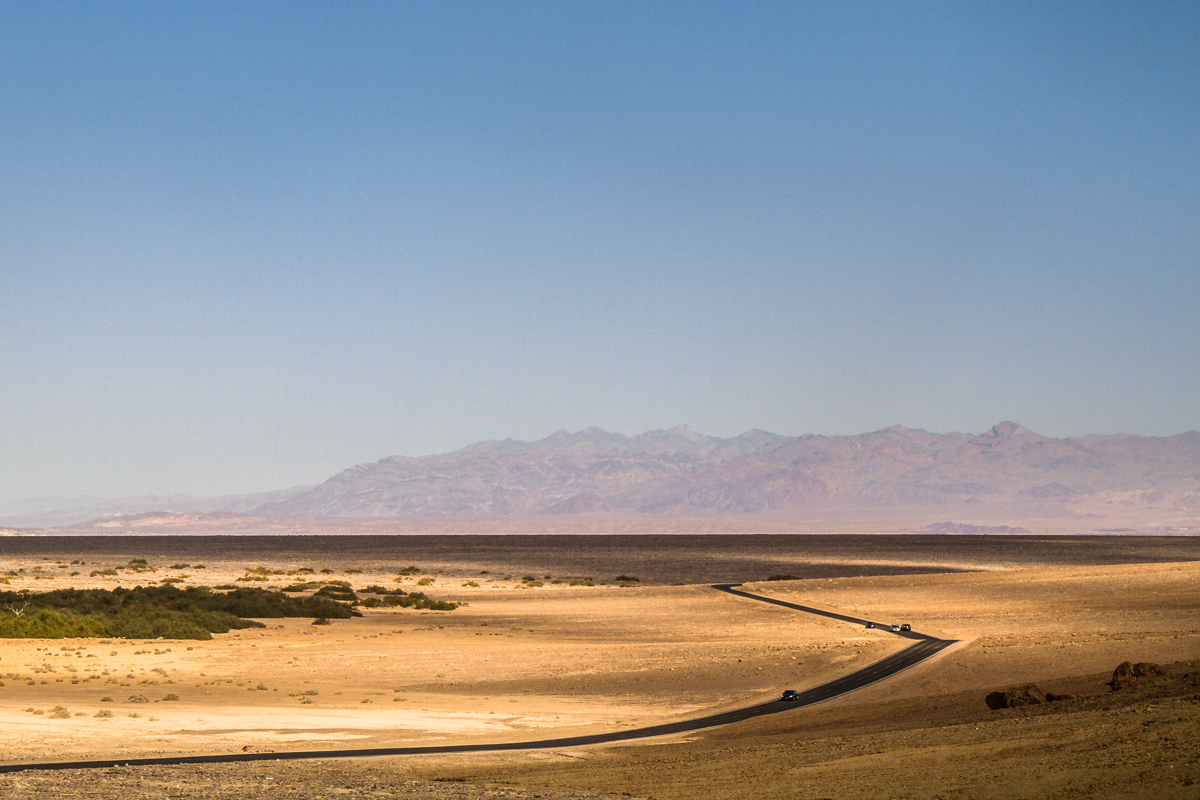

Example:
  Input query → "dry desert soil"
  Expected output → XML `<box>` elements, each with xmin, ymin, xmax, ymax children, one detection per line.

<box><xmin>0</xmin><ymin>533</ymin><xmax>1198</xmax><ymax>799</ymax></box>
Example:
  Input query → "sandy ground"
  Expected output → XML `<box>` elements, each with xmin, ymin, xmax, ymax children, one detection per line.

<box><xmin>1</xmin><ymin>535</ymin><xmax>1198</xmax><ymax>798</ymax></box>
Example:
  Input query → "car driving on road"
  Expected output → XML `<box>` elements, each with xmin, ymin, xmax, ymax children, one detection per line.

<box><xmin>781</xmin><ymin>689</ymin><xmax>800</xmax><ymax>701</ymax></box>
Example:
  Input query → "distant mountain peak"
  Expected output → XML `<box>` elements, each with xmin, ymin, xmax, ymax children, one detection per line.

<box><xmin>666</xmin><ymin>423</ymin><xmax>703</xmax><ymax>442</ymax></box>
<box><xmin>981</xmin><ymin>421</ymin><xmax>1035</xmax><ymax>439</ymax></box>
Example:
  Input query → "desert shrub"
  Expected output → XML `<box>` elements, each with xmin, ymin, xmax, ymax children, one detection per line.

<box><xmin>194</xmin><ymin>586</ymin><xmax>354</xmax><ymax>620</ymax></box>
<box><xmin>0</xmin><ymin>585</ymin><xmax>356</xmax><ymax>640</ymax></box>
<box><xmin>162</xmin><ymin>693</ymin><xmax>179</xmax><ymax>701</ymax></box>
<box><xmin>51</xmin><ymin>706</ymin><xmax>71</xmax><ymax>718</ymax></box>
<box><xmin>569</xmin><ymin>579</ymin><xmax>593</xmax><ymax>587</ymax></box>
<box><xmin>382</xmin><ymin>592</ymin><xmax>458</xmax><ymax>611</ymax></box>
<box><xmin>416</xmin><ymin>577</ymin><xmax>434</xmax><ymax>586</ymax></box>
<box><xmin>522</xmin><ymin>580</ymin><xmax>544</xmax><ymax>588</ymax></box>
<box><xmin>462</xmin><ymin>581</ymin><xmax>479</xmax><ymax>588</ymax></box>
<box><xmin>344</xmin><ymin>568</ymin><xmax>363</xmax><ymax>574</ymax></box>
<box><xmin>313</xmin><ymin>584</ymin><xmax>358</xmax><ymax>603</ymax></box>
<box><xmin>311</xmin><ymin>617</ymin><xmax>331</xmax><ymax>626</ymax></box>
<box><xmin>0</xmin><ymin>610</ymin><xmax>110</xmax><ymax>639</ymax></box>
<box><xmin>127</xmin><ymin>695</ymin><xmax>149</xmax><ymax>703</ymax></box>
<box><xmin>396</xmin><ymin>565</ymin><xmax>420</xmax><ymax>576</ymax></box>
<box><xmin>766</xmin><ymin>574</ymin><xmax>799</xmax><ymax>581</ymax></box>
<box><xmin>94</xmin><ymin>709</ymin><xmax>113</xmax><ymax>718</ymax></box>
<box><xmin>168</xmin><ymin>564</ymin><xmax>191</xmax><ymax>570</ymax></box>
<box><xmin>361</xmin><ymin>597</ymin><xmax>382</xmax><ymax>608</ymax></box>
<box><xmin>614</xmin><ymin>575</ymin><xmax>639</xmax><ymax>583</ymax></box>
<box><xmin>89</xmin><ymin>569</ymin><xmax>118</xmax><ymax>577</ymax></box>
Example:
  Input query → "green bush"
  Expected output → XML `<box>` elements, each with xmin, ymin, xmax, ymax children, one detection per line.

<box><xmin>382</xmin><ymin>592</ymin><xmax>457</xmax><ymax>611</ymax></box>
<box><xmin>0</xmin><ymin>610</ymin><xmax>110</xmax><ymax>639</ymax></box>
<box><xmin>0</xmin><ymin>585</ymin><xmax>357</xmax><ymax>640</ymax></box>
<box><xmin>313</xmin><ymin>584</ymin><xmax>358</xmax><ymax>602</ymax></box>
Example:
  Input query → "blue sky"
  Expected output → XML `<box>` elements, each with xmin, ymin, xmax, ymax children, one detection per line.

<box><xmin>2</xmin><ymin>1</ymin><xmax>1197</xmax><ymax>503</ymax></box>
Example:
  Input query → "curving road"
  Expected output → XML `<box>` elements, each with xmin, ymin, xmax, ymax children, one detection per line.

<box><xmin>0</xmin><ymin>583</ymin><xmax>956</xmax><ymax>774</ymax></box>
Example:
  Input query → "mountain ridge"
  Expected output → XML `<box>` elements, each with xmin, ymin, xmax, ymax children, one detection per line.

<box><xmin>246</xmin><ymin>422</ymin><xmax>1200</xmax><ymax>518</ymax></box>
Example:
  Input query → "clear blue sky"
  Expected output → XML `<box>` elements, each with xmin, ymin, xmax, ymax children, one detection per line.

<box><xmin>2</xmin><ymin>2</ymin><xmax>1197</xmax><ymax>503</ymax></box>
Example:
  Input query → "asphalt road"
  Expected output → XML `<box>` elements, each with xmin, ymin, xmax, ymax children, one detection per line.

<box><xmin>0</xmin><ymin>583</ymin><xmax>957</xmax><ymax>774</ymax></box>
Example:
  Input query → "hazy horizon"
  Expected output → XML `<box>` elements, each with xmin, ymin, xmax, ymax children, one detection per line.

<box><xmin>3</xmin><ymin>2</ymin><xmax>1197</xmax><ymax>505</ymax></box>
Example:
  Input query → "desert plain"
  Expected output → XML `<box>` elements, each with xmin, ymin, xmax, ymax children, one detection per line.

<box><xmin>0</xmin><ymin>531</ymin><xmax>1198</xmax><ymax>799</ymax></box>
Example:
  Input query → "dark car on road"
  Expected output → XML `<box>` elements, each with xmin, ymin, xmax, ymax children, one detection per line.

<box><xmin>781</xmin><ymin>689</ymin><xmax>800</xmax><ymax>701</ymax></box>
<box><xmin>865</xmin><ymin>621</ymin><xmax>875</xmax><ymax>629</ymax></box>
<box><xmin>900</xmin><ymin>623</ymin><xmax>911</xmax><ymax>632</ymax></box>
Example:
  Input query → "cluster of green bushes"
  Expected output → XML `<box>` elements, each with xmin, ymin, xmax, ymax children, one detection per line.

<box><xmin>359</xmin><ymin>591</ymin><xmax>456</xmax><ymax>611</ymax></box>
<box><xmin>0</xmin><ymin>585</ymin><xmax>357</xmax><ymax>640</ymax></box>
<box><xmin>356</xmin><ymin>584</ymin><xmax>456</xmax><ymax>610</ymax></box>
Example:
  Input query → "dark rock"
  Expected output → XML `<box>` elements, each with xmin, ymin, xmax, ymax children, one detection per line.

<box><xmin>1111</xmin><ymin>661</ymin><xmax>1167</xmax><ymax>690</ymax></box>
<box><xmin>985</xmin><ymin>684</ymin><xmax>1047</xmax><ymax>709</ymax></box>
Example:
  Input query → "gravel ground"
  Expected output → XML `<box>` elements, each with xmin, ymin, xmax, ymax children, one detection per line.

<box><xmin>0</xmin><ymin>762</ymin><xmax>645</xmax><ymax>800</ymax></box>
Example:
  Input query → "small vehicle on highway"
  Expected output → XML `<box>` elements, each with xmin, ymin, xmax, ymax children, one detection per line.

<box><xmin>900</xmin><ymin>623</ymin><xmax>911</xmax><ymax>632</ymax></box>
<box><xmin>889</xmin><ymin>624</ymin><xmax>901</xmax><ymax>632</ymax></box>
<box><xmin>781</xmin><ymin>689</ymin><xmax>800</xmax><ymax>701</ymax></box>
<box><xmin>865</xmin><ymin>621</ymin><xmax>875</xmax><ymax>629</ymax></box>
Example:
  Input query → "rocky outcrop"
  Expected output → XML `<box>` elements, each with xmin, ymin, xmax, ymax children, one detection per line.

<box><xmin>1111</xmin><ymin>661</ymin><xmax>1167</xmax><ymax>690</ymax></box>
<box><xmin>985</xmin><ymin>684</ymin><xmax>1075</xmax><ymax>709</ymax></box>
<box><xmin>985</xmin><ymin>684</ymin><xmax>1048</xmax><ymax>709</ymax></box>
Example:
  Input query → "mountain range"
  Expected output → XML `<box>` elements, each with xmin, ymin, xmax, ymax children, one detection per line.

<box><xmin>6</xmin><ymin>422</ymin><xmax>1197</xmax><ymax>528</ymax></box>
<box><xmin>246</xmin><ymin>421</ymin><xmax>1200</xmax><ymax>517</ymax></box>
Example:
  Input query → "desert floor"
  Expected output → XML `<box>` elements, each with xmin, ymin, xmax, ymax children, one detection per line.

<box><xmin>0</xmin><ymin>533</ymin><xmax>1198</xmax><ymax>799</ymax></box>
